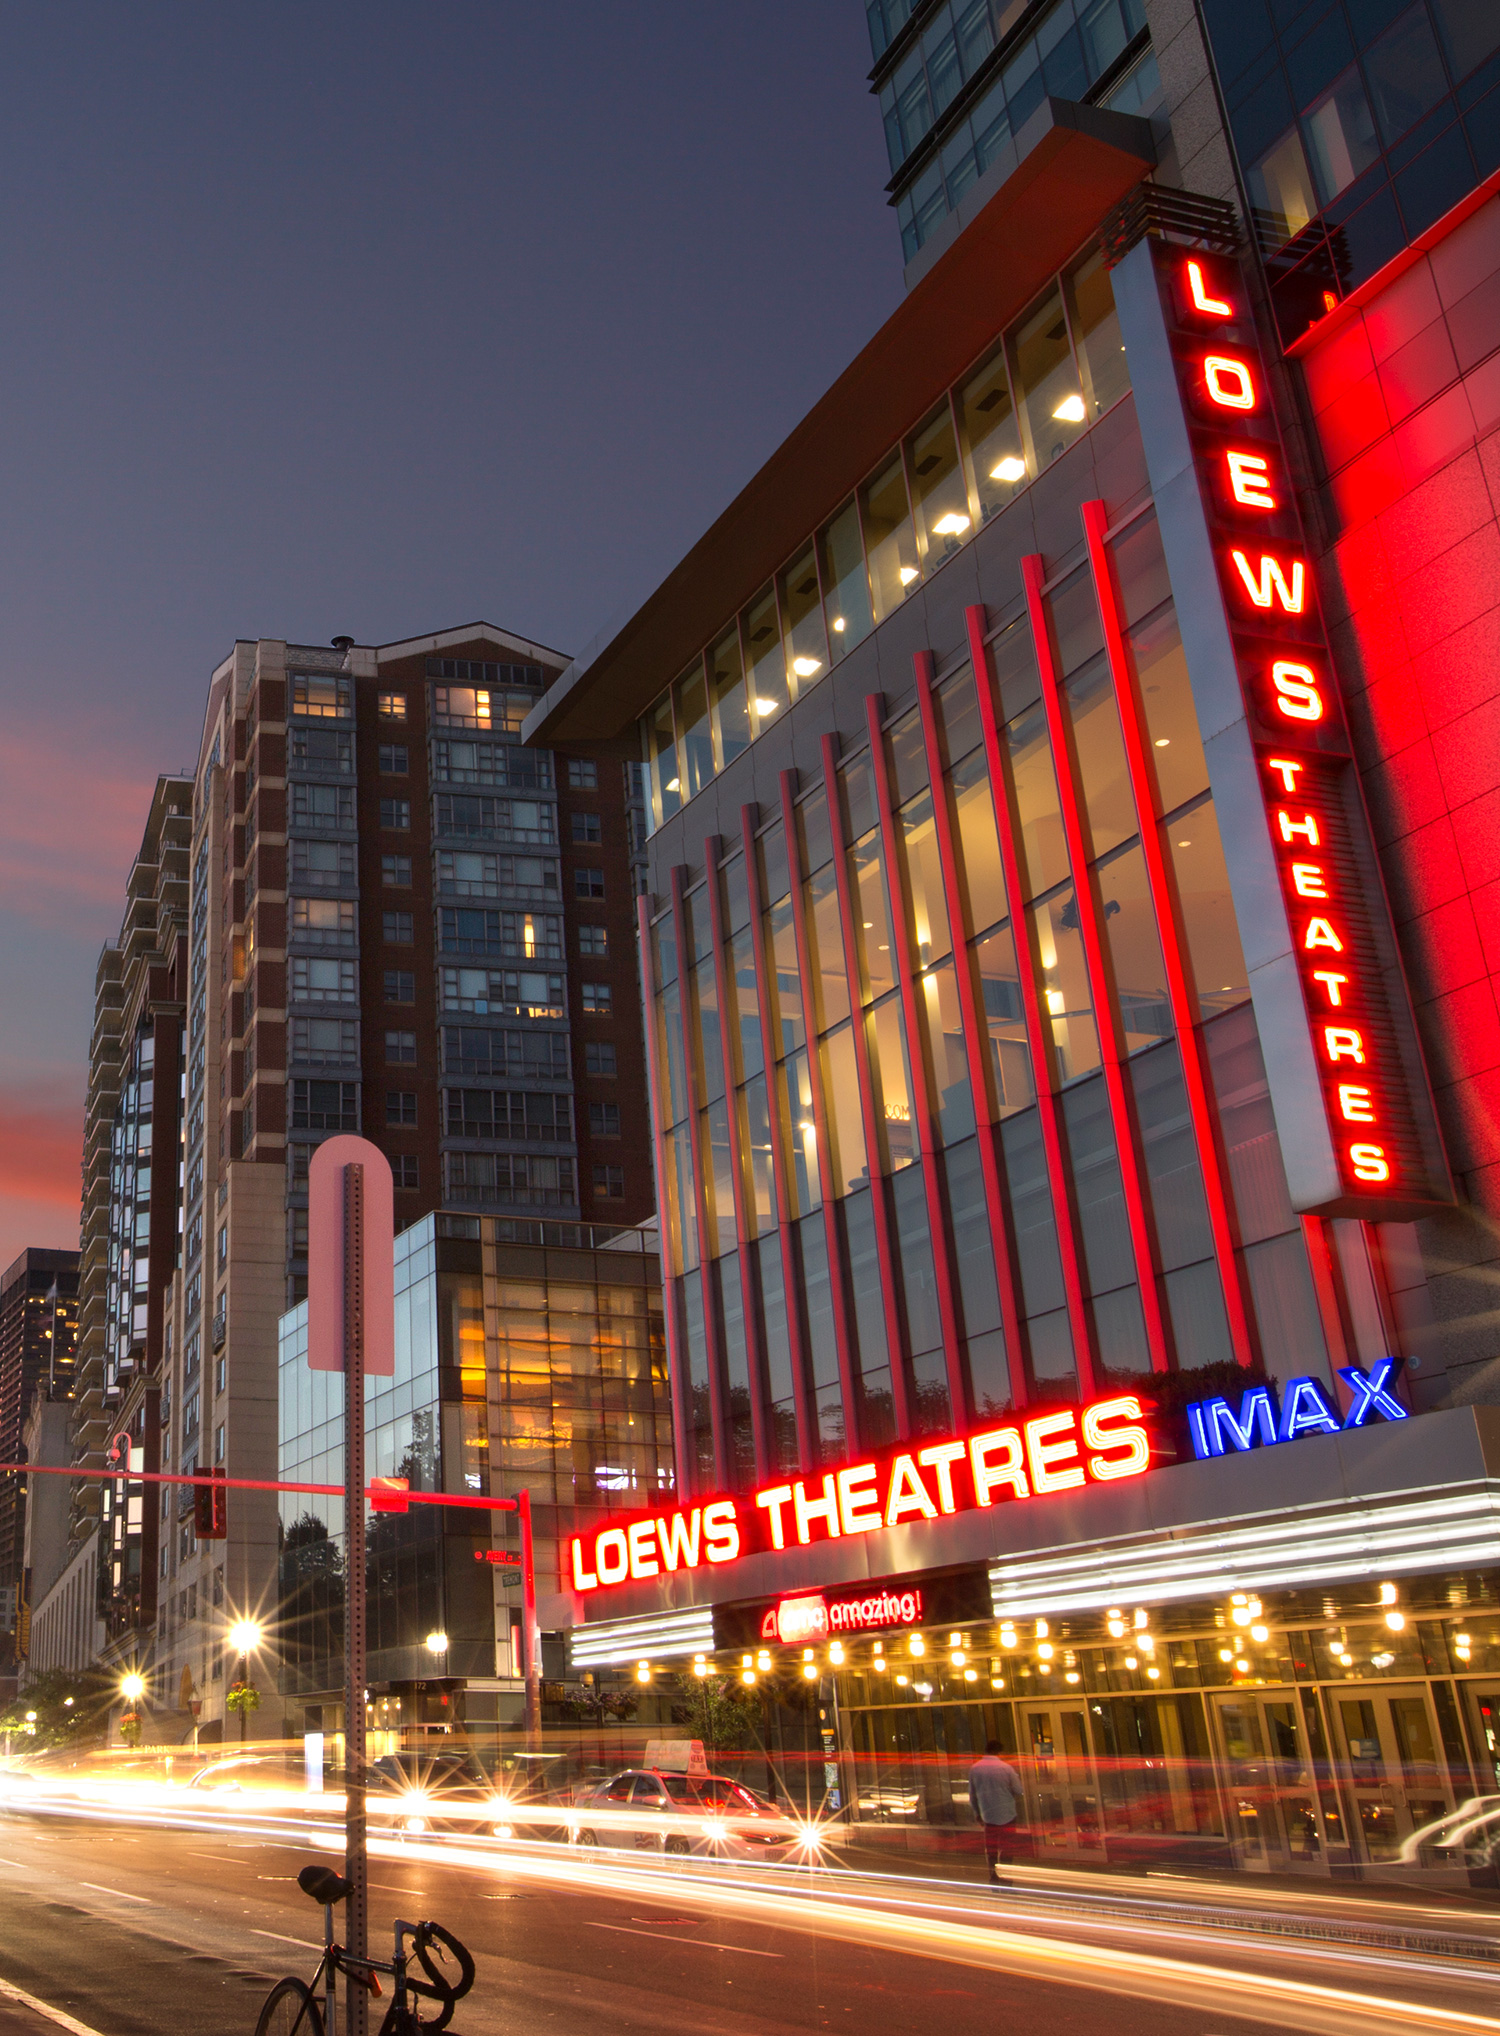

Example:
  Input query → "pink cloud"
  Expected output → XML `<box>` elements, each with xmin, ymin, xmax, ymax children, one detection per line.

<box><xmin>0</xmin><ymin>730</ymin><xmax>164</xmax><ymax>928</ymax></box>
<box><xmin>0</xmin><ymin>1074</ymin><xmax>82</xmax><ymax>1273</ymax></box>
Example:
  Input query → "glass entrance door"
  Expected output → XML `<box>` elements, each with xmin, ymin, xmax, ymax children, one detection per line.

<box><xmin>1331</xmin><ymin>1685</ymin><xmax>1454</xmax><ymax>1866</ymax></box>
<box><xmin>1022</xmin><ymin>1703</ymin><xmax>1102</xmax><ymax>1857</ymax></box>
<box><xmin>1210</xmin><ymin>1688</ymin><xmax>1337</xmax><ymax>1870</ymax></box>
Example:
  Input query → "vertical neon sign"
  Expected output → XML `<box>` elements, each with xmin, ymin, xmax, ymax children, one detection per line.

<box><xmin>1164</xmin><ymin>250</ymin><xmax>1447</xmax><ymax>1214</ymax></box>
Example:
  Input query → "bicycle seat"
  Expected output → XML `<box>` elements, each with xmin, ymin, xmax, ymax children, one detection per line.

<box><xmin>298</xmin><ymin>1865</ymin><xmax>354</xmax><ymax>1905</ymax></box>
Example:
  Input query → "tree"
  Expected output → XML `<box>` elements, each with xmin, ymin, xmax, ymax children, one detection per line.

<box><xmin>669</xmin><ymin>1675</ymin><xmax>761</xmax><ymax>1763</ymax></box>
<box><xmin>0</xmin><ymin>1669</ymin><xmax>110</xmax><ymax>1751</ymax></box>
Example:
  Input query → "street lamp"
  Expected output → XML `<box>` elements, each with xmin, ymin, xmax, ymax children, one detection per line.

<box><xmin>227</xmin><ymin>1619</ymin><xmax>263</xmax><ymax>1745</ymax></box>
<box><xmin>424</xmin><ymin>1632</ymin><xmax>449</xmax><ymax>1657</ymax></box>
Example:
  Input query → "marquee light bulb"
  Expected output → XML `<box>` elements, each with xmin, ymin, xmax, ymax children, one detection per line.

<box><xmin>1035</xmin><ymin>1619</ymin><xmax>1048</xmax><ymax>1640</ymax></box>
<box><xmin>1379</xmin><ymin>1582</ymin><xmax>1397</xmax><ymax>1605</ymax></box>
<box><xmin>908</xmin><ymin>1635</ymin><xmax>925</xmax><ymax>1657</ymax></box>
<box><xmin>741</xmin><ymin>1668</ymin><xmax>756</xmax><ymax>1686</ymax></box>
<box><xmin>1251</xmin><ymin>1624</ymin><xmax>1269</xmax><ymax>1643</ymax></box>
<box><xmin>756</xmin><ymin>1650</ymin><xmax>771</xmax><ymax>1670</ymax></box>
<box><xmin>829</xmin><ymin>1642</ymin><xmax>845</xmax><ymax>1665</ymax></box>
<box><xmin>1038</xmin><ymin>1642</ymin><xmax>1054</xmax><ymax>1661</ymax></box>
<box><xmin>1124</xmin><ymin>1656</ymin><xmax>1138</xmax><ymax>1671</ymax></box>
<box><xmin>1385</xmin><ymin>1610</ymin><xmax>1405</xmax><ymax>1632</ymax></box>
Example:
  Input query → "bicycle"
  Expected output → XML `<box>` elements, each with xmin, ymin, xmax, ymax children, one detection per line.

<box><xmin>254</xmin><ymin>1864</ymin><xmax>476</xmax><ymax>2036</ymax></box>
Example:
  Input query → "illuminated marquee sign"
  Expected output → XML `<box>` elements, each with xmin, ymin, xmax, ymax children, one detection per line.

<box><xmin>1165</xmin><ymin>249</ymin><xmax>1447</xmax><ymax>1216</ymax></box>
<box><xmin>760</xmin><ymin>1588</ymin><xmax>924</xmax><ymax>1644</ymax></box>
<box><xmin>569</xmin><ymin>1394</ymin><xmax>1151</xmax><ymax>1595</ymax></box>
<box><xmin>1186</xmin><ymin>1358</ymin><xmax>1407</xmax><ymax>1458</ymax></box>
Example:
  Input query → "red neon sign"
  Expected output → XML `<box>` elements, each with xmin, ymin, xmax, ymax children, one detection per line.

<box><xmin>569</xmin><ymin>1395</ymin><xmax>1151</xmax><ymax>1595</ymax></box>
<box><xmin>761</xmin><ymin>1588</ymin><xmax>924</xmax><ymax>1643</ymax></box>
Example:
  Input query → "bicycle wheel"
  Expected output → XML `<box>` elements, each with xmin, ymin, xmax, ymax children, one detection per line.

<box><xmin>256</xmin><ymin>1977</ymin><xmax>325</xmax><ymax>2036</ymax></box>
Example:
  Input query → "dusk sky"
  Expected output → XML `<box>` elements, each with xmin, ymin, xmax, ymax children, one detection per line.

<box><xmin>0</xmin><ymin>4</ymin><xmax>897</xmax><ymax>1271</ymax></box>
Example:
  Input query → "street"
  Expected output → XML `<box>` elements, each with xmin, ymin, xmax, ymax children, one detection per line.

<box><xmin>0</xmin><ymin>1810</ymin><xmax>1498</xmax><ymax>2036</ymax></box>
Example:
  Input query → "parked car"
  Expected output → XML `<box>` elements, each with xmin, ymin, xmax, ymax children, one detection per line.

<box><xmin>569</xmin><ymin>1767</ymin><xmax>815</xmax><ymax>1862</ymax></box>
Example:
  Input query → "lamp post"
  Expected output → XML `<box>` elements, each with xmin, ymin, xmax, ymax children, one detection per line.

<box><xmin>119</xmin><ymin>1671</ymin><xmax>146</xmax><ymax>1749</ymax></box>
<box><xmin>227</xmin><ymin>1619</ymin><xmax>263</xmax><ymax>1745</ymax></box>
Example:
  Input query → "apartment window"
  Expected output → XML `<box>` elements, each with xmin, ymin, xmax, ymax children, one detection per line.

<box><xmin>289</xmin><ymin>726</ymin><xmax>353</xmax><ymax>772</ymax></box>
<box><xmin>291</xmin><ymin>956</ymin><xmax>356</xmax><ymax>1002</ymax></box>
<box><xmin>442</xmin><ymin>1151</ymin><xmax>577</xmax><ymax>1205</ymax></box>
<box><xmin>292</xmin><ymin>839</ymin><xmax>355</xmax><ymax>887</ymax></box>
<box><xmin>574</xmin><ymin>867</ymin><xmax>605</xmax><ymax>899</ymax></box>
<box><xmin>291</xmin><ymin>1016</ymin><xmax>359</xmax><ymax>1067</ymax></box>
<box><xmin>387</xmin><ymin>1091</ymin><xmax>418</xmax><ymax>1127</ymax></box>
<box><xmin>382</xmin><ymin>855</ymin><xmax>413</xmax><ymax>888</ymax></box>
<box><xmin>384</xmin><ymin>969</ymin><xmax>416</xmax><ymax>1004</ymax></box>
<box><xmin>291</xmin><ymin>672</ymin><xmax>351</xmax><ymax>719</ymax></box>
<box><xmin>380</xmin><ymin>799</ymin><xmax>411</xmax><ymax>830</ymax></box>
<box><xmin>585</xmin><ymin>1041</ymin><xmax>617</xmax><ymax>1077</ymax></box>
<box><xmin>383</xmin><ymin>911</ymin><xmax>414</xmax><ymax>945</ymax></box>
<box><xmin>386</xmin><ymin>1030</ymin><xmax>417</xmax><ymax>1064</ymax></box>
<box><xmin>593</xmin><ymin>1164</ymin><xmax>625</xmax><ymax>1199</ymax></box>
<box><xmin>437</xmin><ymin>907</ymin><xmax>562</xmax><ymax>959</ymax></box>
<box><xmin>571</xmin><ymin>812</ymin><xmax>601</xmax><ymax>844</ymax></box>
<box><xmin>581</xmin><ymin>981</ymin><xmax>612</xmax><ymax>1014</ymax></box>
<box><xmin>444</xmin><ymin>1089</ymin><xmax>572</xmax><ymax>1140</ymax></box>
<box><xmin>589</xmin><ymin>1101</ymin><xmax>621</xmax><ymax>1137</ymax></box>
<box><xmin>392</xmin><ymin>1155</ymin><xmax>419</xmax><ymax>1190</ymax></box>
<box><xmin>442</xmin><ymin>1025</ymin><xmax>569</xmax><ymax>1079</ymax></box>
<box><xmin>292</xmin><ymin>898</ymin><xmax>356</xmax><ymax>946</ymax></box>
<box><xmin>216</xmin><ymin>1355</ymin><xmax>226</xmax><ymax>1393</ymax></box>
<box><xmin>216</xmin><ymin>1222</ymin><xmax>228</xmax><ymax>1269</ymax></box>
<box><xmin>291</xmin><ymin>782</ymin><xmax>354</xmax><ymax>828</ymax></box>
<box><xmin>440</xmin><ymin>967</ymin><xmax>566</xmax><ymax>1019</ymax></box>
<box><xmin>291</xmin><ymin>1205</ymin><xmax>309</xmax><ymax>1255</ymax></box>
<box><xmin>290</xmin><ymin>1080</ymin><xmax>358</xmax><ymax>1131</ymax></box>
<box><xmin>378</xmin><ymin>692</ymin><xmax>407</xmax><ymax>719</ymax></box>
<box><xmin>567</xmin><ymin>759</ymin><xmax>598</xmax><ymax>790</ymax></box>
<box><xmin>378</xmin><ymin>745</ymin><xmax>409</xmax><ymax>775</ymax></box>
<box><xmin>577</xmin><ymin>924</ymin><xmax>608</xmax><ymax>957</ymax></box>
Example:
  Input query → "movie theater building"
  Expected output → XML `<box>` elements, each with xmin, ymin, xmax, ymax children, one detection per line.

<box><xmin>525</xmin><ymin>7</ymin><xmax>1500</xmax><ymax>1878</ymax></box>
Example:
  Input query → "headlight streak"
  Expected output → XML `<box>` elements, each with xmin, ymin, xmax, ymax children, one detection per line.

<box><xmin>4</xmin><ymin>1784</ymin><xmax>1499</xmax><ymax>2031</ymax></box>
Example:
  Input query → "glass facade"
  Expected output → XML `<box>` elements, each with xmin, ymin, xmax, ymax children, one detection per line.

<box><xmin>644</xmin><ymin>498</ymin><xmax>1332</xmax><ymax>1497</ymax></box>
<box><xmin>639</xmin><ymin>246</ymin><xmax>1132</xmax><ymax>836</ymax></box>
<box><xmin>1201</xmin><ymin>0</ymin><xmax>1500</xmax><ymax>340</ymax></box>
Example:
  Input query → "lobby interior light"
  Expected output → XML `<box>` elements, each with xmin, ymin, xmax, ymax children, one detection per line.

<box><xmin>831</xmin><ymin>616</ymin><xmax>847</xmax><ymax>632</ymax></box>
<box><xmin>1106</xmin><ymin>1609</ymin><xmax>1125</xmax><ymax>1638</ymax></box>
<box><xmin>908</xmin><ymin>1635</ymin><xmax>926</xmax><ymax>1657</ymax></box>
<box><xmin>898</xmin><ymin>566</ymin><xmax>919</xmax><ymax>587</ymax></box>
<box><xmin>792</xmin><ymin>656</ymin><xmax>822</xmax><ymax>678</ymax></box>
<box><xmin>756</xmin><ymin>1650</ymin><xmax>771</xmax><ymax>1670</ymax></box>
<box><xmin>1385</xmin><ymin>1610</ymin><xmax>1406</xmax><ymax>1631</ymax></box>
<box><xmin>1124</xmin><ymin>1655</ymin><xmax>1138</xmax><ymax>1670</ymax></box>
<box><xmin>829</xmin><ymin>1641</ymin><xmax>845</xmax><ymax>1665</ymax></box>
<box><xmin>1251</xmin><ymin>1624</ymin><xmax>1269</xmax><ymax>1643</ymax></box>
<box><xmin>932</xmin><ymin>512</ymin><xmax>971</xmax><ymax>537</ymax></box>
<box><xmin>1052</xmin><ymin>393</ymin><xmax>1087</xmax><ymax>423</ymax></box>
<box><xmin>752</xmin><ymin>697</ymin><xmax>778</xmax><ymax>717</ymax></box>
<box><xmin>1038</xmin><ymin>1641</ymin><xmax>1054</xmax><ymax>1661</ymax></box>
<box><xmin>635</xmin><ymin>1661</ymin><xmax>651</xmax><ymax>1684</ymax></box>
<box><xmin>1146</xmin><ymin>1666</ymin><xmax>1161</xmax><ymax>1679</ymax></box>
<box><xmin>991</xmin><ymin>455</ymin><xmax>1026</xmax><ymax>482</ymax></box>
<box><xmin>1379</xmin><ymin>1582</ymin><xmax>1398</xmax><ymax>1604</ymax></box>
<box><xmin>666</xmin><ymin>777</ymin><xmax>680</xmax><ymax>792</ymax></box>
<box><xmin>802</xmin><ymin>1663</ymin><xmax>818</xmax><ymax>1680</ymax></box>
<box><xmin>426</xmin><ymin>1631</ymin><xmax>449</xmax><ymax>1657</ymax></box>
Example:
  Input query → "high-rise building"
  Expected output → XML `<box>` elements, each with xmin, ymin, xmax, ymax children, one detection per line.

<box><xmin>72</xmin><ymin>776</ymin><xmax>191</xmax><ymax>1680</ymax></box>
<box><xmin>151</xmin><ymin>627</ymin><xmax>651</xmax><ymax>1740</ymax></box>
<box><xmin>530</xmin><ymin>3</ymin><xmax>1500</xmax><ymax>1873</ymax></box>
<box><xmin>0</xmin><ymin>1249</ymin><xmax>78</xmax><ymax>1674</ymax></box>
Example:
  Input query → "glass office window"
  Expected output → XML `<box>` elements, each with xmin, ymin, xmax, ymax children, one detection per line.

<box><xmin>842</xmin><ymin>1190</ymin><xmax>893</xmax><ymax>1447</ymax></box>
<box><xmin>949</xmin><ymin>750</ymin><xmax>1008</xmax><ymax>936</ymax></box>
<box><xmin>666</xmin><ymin>1122</ymin><xmax>698</xmax><ymax>1273</ymax></box>
<box><xmin>862</xmin><ymin>456</ymin><xmax>919</xmax><ymax>623</ymax></box>
<box><xmin>680</xmin><ymin>1276</ymin><xmax>715</xmax><ymax>1488</ymax></box>
<box><xmin>918</xmin><ymin>958</ymin><xmax>974</xmax><ymax>1144</ymax></box>
<box><xmin>1031</xmin><ymin>886</ymin><xmax>1100</xmax><ymax>1081</ymax></box>
<box><xmin>935</xmin><ymin>661</ymin><xmax>981</xmax><ymax>767</ymax></box>
<box><xmin>867</xmin><ymin>995</ymin><xmax>917</xmax><ymax>1171</ymax></box>
<box><xmin>821</xmin><ymin>1024</ymin><xmax>869</xmax><ymax>1195</ymax></box>
<box><xmin>819</xmin><ymin>498</ymin><xmax>874</xmax><ymax>660</ymax></box>
<box><xmin>743</xmin><ymin>586</ymin><xmax>789</xmax><ymax>732</ymax></box>
<box><xmin>1066</xmin><ymin>247</ymin><xmax>1130</xmax><ymax>421</ymax></box>
<box><xmin>1010</xmin><ymin>283</ymin><xmax>1087</xmax><ymax>472</ymax></box>
<box><xmin>728</xmin><ymin>925</ymin><xmax>764</xmax><ymax>1081</ymax></box>
<box><xmin>1098</xmin><ymin>841</ymin><xmax>1173</xmax><ymax>1052</ymax></box>
<box><xmin>704</xmin><ymin>1097</ymin><xmax>738</xmax><ymax>1258</ymax></box>
<box><xmin>767</xmin><ymin>895</ymin><xmax>805</xmax><ymax>1058</ymax></box>
<box><xmin>943</xmin><ymin>1138</ymin><xmax>1006</xmax><ymax>1407</ymax></box>
<box><xmin>755</xmin><ymin>1234</ymin><xmax>799</xmax><ymax>1471</ymax></box>
<box><xmin>645</xmin><ymin>694</ymin><xmax>681</xmax><ymax>829</ymax></box>
<box><xmin>999</xmin><ymin>1108</ymin><xmax>1076</xmax><ymax>1395</ymax></box>
<box><xmin>888</xmin><ymin>703</ymin><xmax>929</xmax><ymax>807</ymax></box>
<box><xmin>780</xmin><ymin>545</ymin><xmax>829</xmax><ymax>696</ymax></box>
<box><xmin>780</xmin><ymin>1049</ymin><xmax>821</xmax><ymax>1218</ymax></box>
<box><xmin>691</xmin><ymin>957</ymin><xmax>724</xmax><ymax>1102</ymax></box>
<box><xmin>797</xmin><ymin>785</ymin><xmax>834</xmax><ymax>874</ymax></box>
<box><xmin>850</xmin><ymin>831</ymin><xmax>898</xmax><ymax>1004</ymax></box>
<box><xmin>959</xmin><ymin>342</ymin><xmax>1028</xmax><ymax>523</ymax></box>
<box><xmin>973</xmin><ymin>921</ymin><xmax>1034</xmax><ymax>1116</ymax></box>
<box><xmin>1168</xmin><ymin>798</ymin><xmax>1249</xmax><ymax>1019</ymax></box>
<box><xmin>907</xmin><ymin>401</ymin><xmax>973</xmax><ymax>568</ymax></box>
<box><xmin>717</xmin><ymin>1251</ymin><xmax>756</xmax><ymax>1490</ymax></box>
<box><xmin>674</xmin><ymin>659</ymin><xmax>714</xmax><ymax>802</ymax></box>
<box><xmin>1006</xmin><ymin>700</ymin><xmax>1069</xmax><ymax>897</ymax></box>
<box><xmin>708</xmin><ymin>627</ymin><xmax>752</xmax><ymax>771</ymax></box>
<box><xmin>1065</xmin><ymin>653</ymin><xmax>1137</xmax><ymax>861</ymax></box>
<box><xmin>658</xmin><ymin>973</ymin><xmax>688</xmax><ymax>1127</ymax></box>
<box><xmin>899</xmin><ymin>787</ymin><xmax>952</xmax><ymax>967</ymax></box>
<box><xmin>739</xmin><ymin>1076</ymin><xmax>777</xmax><ymax>1237</ymax></box>
<box><xmin>805</xmin><ymin>863</ymin><xmax>852</xmax><ymax>1033</ymax></box>
<box><xmin>721</xmin><ymin>850</ymin><xmax>751</xmax><ymax>934</ymax></box>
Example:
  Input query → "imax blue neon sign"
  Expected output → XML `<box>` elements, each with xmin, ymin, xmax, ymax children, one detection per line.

<box><xmin>1185</xmin><ymin>1359</ymin><xmax>1407</xmax><ymax>1461</ymax></box>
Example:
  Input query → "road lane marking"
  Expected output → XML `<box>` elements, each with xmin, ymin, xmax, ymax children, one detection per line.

<box><xmin>0</xmin><ymin>1974</ymin><xmax>107</xmax><ymax>2036</ymax></box>
<box><xmin>585</xmin><ymin>1922</ymin><xmax>781</xmax><ymax>1957</ymax></box>
<box><xmin>252</xmin><ymin>1930</ymin><xmax>323</xmax><ymax>1950</ymax></box>
<box><xmin>77</xmin><ymin>1883</ymin><xmax>148</xmax><ymax>1903</ymax></box>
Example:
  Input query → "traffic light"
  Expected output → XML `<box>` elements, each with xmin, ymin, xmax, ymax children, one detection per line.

<box><xmin>194</xmin><ymin>1465</ymin><xmax>228</xmax><ymax>1540</ymax></box>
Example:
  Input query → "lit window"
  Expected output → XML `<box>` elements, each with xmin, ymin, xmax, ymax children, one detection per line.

<box><xmin>581</xmin><ymin>982</ymin><xmax>612</xmax><ymax>1014</ymax></box>
<box><xmin>593</xmin><ymin>1163</ymin><xmax>625</xmax><ymax>1199</ymax></box>
<box><xmin>578</xmin><ymin>924</ymin><xmax>608</xmax><ymax>957</ymax></box>
<box><xmin>378</xmin><ymin>692</ymin><xmax>407</xmax><ymax>720</ymax></box>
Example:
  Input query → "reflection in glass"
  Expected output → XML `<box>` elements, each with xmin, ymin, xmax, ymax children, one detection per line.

<box><xmin>1169</xmin><ymin>798</ymin><xmax>1249</xmax><ymax>1019</ymax></box>
<box><xmin>1247</xmin><ymin>127</ymin><xmax>1318</xmax><ymax>249</ymax></box>
<box><xmin>950</xmin><ymin>750</ymin><xmax>1007</xmax><ymax>936</ymax></box>
<box><xmin>959</xmin><ymin>342</ymin><xmax>1027</xmax><ymax>524</ymax></box>
<box><xmin>674</xmin><ymin>659</ymin><xmax>714</xmax><ymax>802</ymax></box>
<box><xmin>1365</xmin><ymin>8</ymin><xmax>1447</xmax><ymax>146</ymax></box>
<box><xmin>900</xmin><ymin>787</ymin><xmax>952</xmax><ymax>966</ymax></box>
<box><xmin>742</xmin><ymin>585</ymin><xmax>788</xmax><ymax>733</ymax></box>
<box><xmin>667</xmin><ymin>1121</ymin><xmax>699</xmax><ymax>1271</ymax></box>
<box><xmin>708</xmin><ymin>626</ymin><xmax>751</xmax><ymax>771</ymax></box>
<box><xmin>805</xmin><ymin>863</ymin><xmax>851</xmax><ymax>1033</ymax></box>
<box><xmin>659</xmin><ymin>975</ymin><xmax>688</xmax><ymax>1125</ymax></box>
<box><xmin>907</xmin><ymin>401</ymin><xmax>972</xmax><ymax>568</ymax></box>
<box><xmin>1006</xmin><ymin>700</ymin><xmax>1069</xmax><ymax>897</ymax></box>
<box><xmin>779</xmin><ymin>1050</ymin><xmax>821</xmax><ymax>1219</ymax></box>
<box><xmin>936</xmin><ymin>663</ymin><xmax>980</xmax><ymax>766</ymax></box>
<box><xmin>819</xmin><ymin>498</ymin><xmax>873</xmax><ymax>659</ymax></box>
<box><xmin>821</xmin><ymin>1023</ymin><xmax>869</xmax><ymax>1195</ymax></box>
<box><xmin>862</xmin><ymin>457</ymin><xmax>919</xmax><ymax>622</ymax></box>
<box><xmin>842</xmin><ymin>1190</ymin><xmax>892</xmax><ymax>1444</ymax></box>
<box><xmin>1130</xmin><ymin>605</ymin><xmax>1209</xmax><ymax>817</ymax></box>
<box><xmin>1066</xmin><ymin>654</ymin><xmax>1137</xmax><ymax>861</ymax></box>
<box><xmin>919</xmin><ymin>959</ymin><xmax>974</xmax><ymax>1145</ymax></box>
<box><xmin>1302</xmin><ymin>67</ymin><xmax>1380</xmax><ymax>206</ymax></box>
<box><xmin>717</xmin><ymin>1251</ymin><xmax>756</xmax><ymax>1491</ymax></box>
<box><xmin>767</xmin><ymin>895</ymin><xmax>805</xmax><ymax>1057</ymax></box>
<box><xmin>704</xmin><ymin>1097</ymin><xmax>737</xmax><ymax>1257</ymax></box>
<box><xmin>867</xmin><ymin>995</ymin><xmax>917</xmax><ymax>1171</ymax></box>
<box><xmin>728</xmin><ymin>925</ymin><xmax>763</xmax><ymax>1081</ymax></box>
<box><xmin>1063</xmin><ymin>1075</ymin><xmax>1135</xmax><ymax>1296</ymax></box>
<box><xmin>645</xmin><ymin>693</ymin><xmax>681</xmax><ymax>829</ymax></box>
<box><xmin>780</xmin><ymin>545</ymin><xmax>828</xmax><ymax>696</ymax></box>
<box><xmin>1032</xmin><ymin>887</ymin><xmax>1100</xmax><ymax>1081</ymax></box>
<box><xmin>850</xmin><ymin>830</ymin><xmax>898</xmax><ymax>1004</ymax></box>
<box><xmin>721</xmin><ymin>852</ymin><xmax>750</xmax><ymax>935</ymax></box>
<box><xmin>691</xmin><ymin>956</ymin><xmax>724</xmax><ymax>1101</ymax></box>
<box><xmin>1010</xmin><ymin>284</ymin><xmax>1086</xmax><ymax>471</ymax></box>
<box><xmin>1067</xmin><ymin>248</ymin><xmax>1130</xmax><ymax>421</ymax></box>
<box><xmin>973</xmin><ymin>923</ymin><xmax>1034</xmax><ymax>1117</ymax></box>
<box><xmin>739</xmin><ymin>1075</ymin><xmax>777</xmax><ymax>1237</ymax></box>
<box><xmin>798</xmin><ymin>788</ymin><xmax>833</xmax><ymax>875</ymax></box>
<box><xmin>1097</xmin><ymin>841</ymin><xmax>1172</xmax><ymax>1053</ymax></box>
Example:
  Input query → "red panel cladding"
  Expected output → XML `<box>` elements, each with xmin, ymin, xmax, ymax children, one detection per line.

<box><xmin>1421</xmin><ymin>978</ymin><xmax>1500</xmax><ymax>1089</ymax></box>
<box><xmin>1329</xmin><ymin>438</ymin><xmax>1406</xmax><ymax>529</ymax></box>
<box><xmin>1393</xmin><ymin>384</ymin><xmax>1482</xmax><ymax>493</ymax></box>
<box><xmin>1377</xmin><ymin>319</ymin><xmax>1461</xmax><ymax>428</ymax></box>
<box><xmin>1315</xmin><ymin>373</ymin><xmax>1393</xmax><ymax>472</ymax></box>
<box><xmin>1302</xmin><ymin>319</ymin><xmax>1377</xmax><ymax>417</ymax></box>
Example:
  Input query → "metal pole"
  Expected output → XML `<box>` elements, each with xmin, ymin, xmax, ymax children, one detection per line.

<box><xmin>342</xmin><ymin>1164</ymin><xmax>368</xmax><ymax>2036</ymax></box>
<box><xmin>518</xmin><ymin>1487</ymin><xmax>540</xmax><ymax>1749</ymax></box>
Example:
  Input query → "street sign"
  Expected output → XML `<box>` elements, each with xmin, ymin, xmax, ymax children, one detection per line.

<box><xmin>307</xmin><ymin>1136</ymin><xmax>394</xmax><ymax>1375</ymax></box>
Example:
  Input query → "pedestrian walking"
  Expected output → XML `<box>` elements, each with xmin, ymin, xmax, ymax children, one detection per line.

<box><xmin>968</xmin><ymin>1738</ymin><xmax>1024</xmax><ymax>1885</ymax></box>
